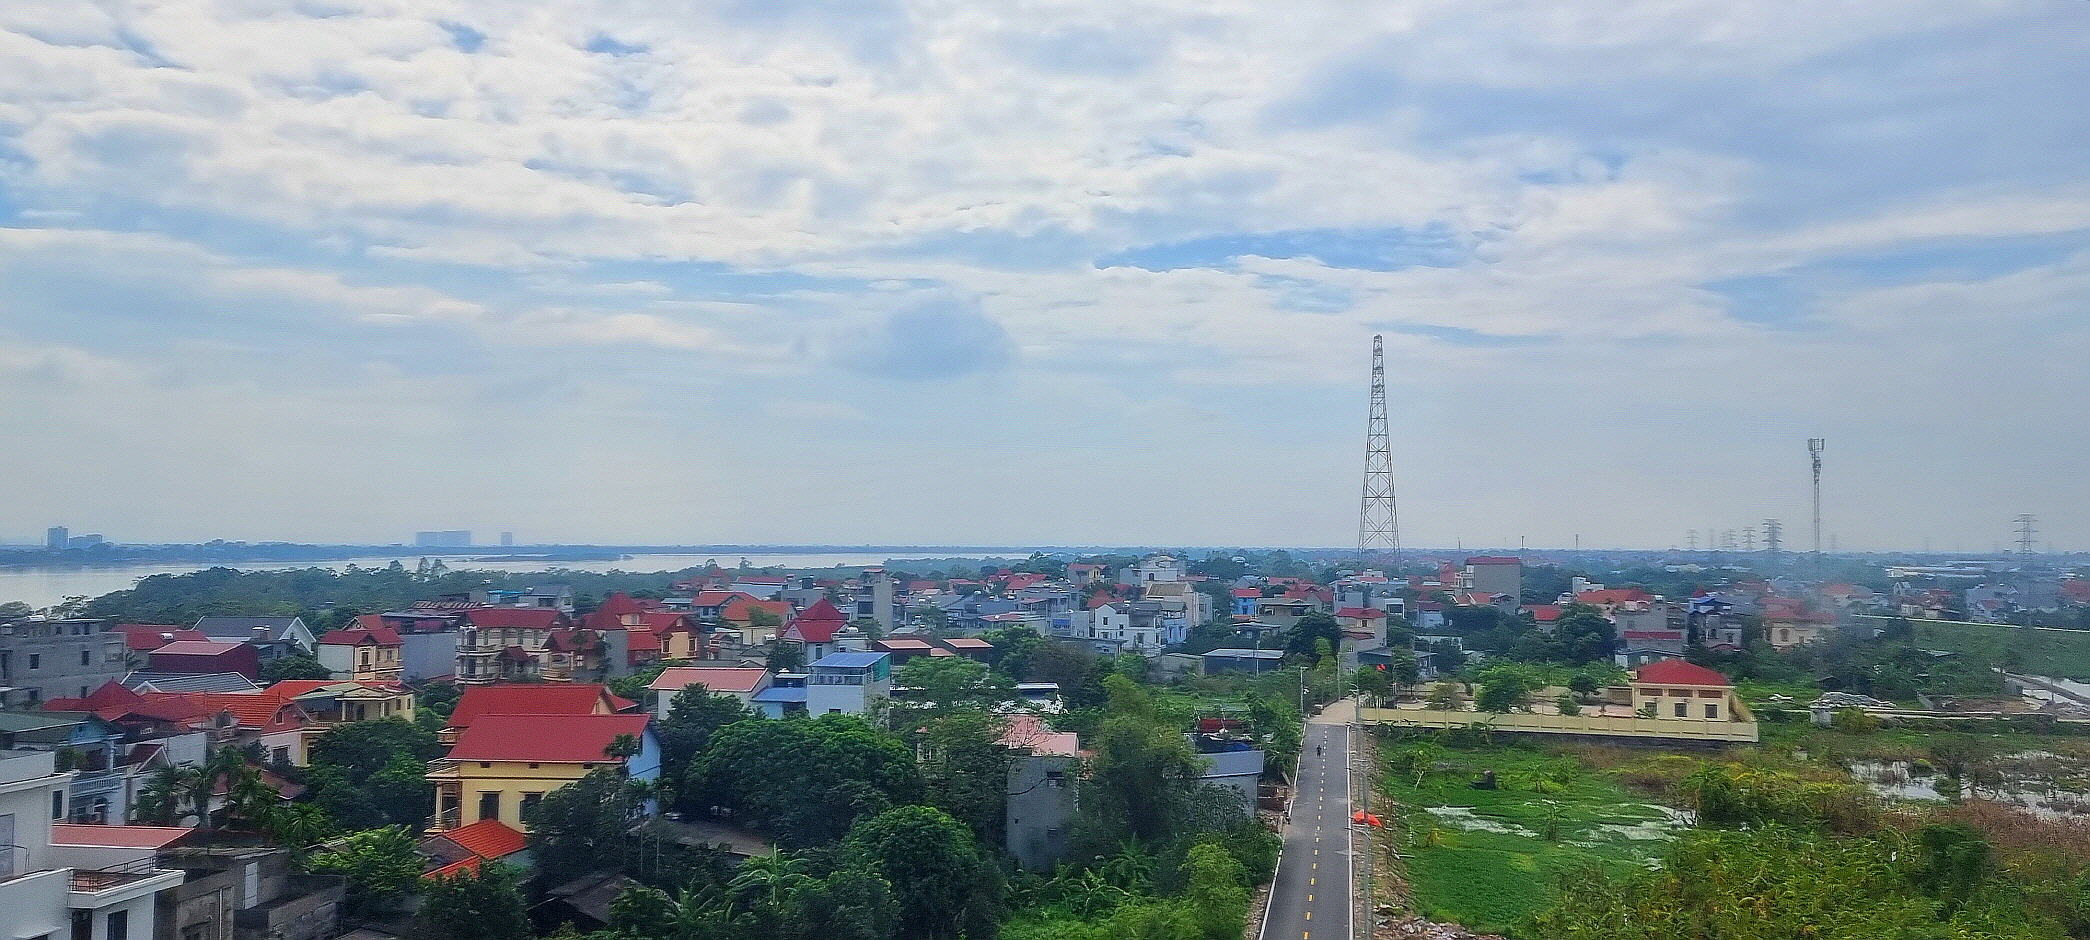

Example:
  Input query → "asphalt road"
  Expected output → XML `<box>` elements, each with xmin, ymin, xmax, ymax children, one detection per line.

<box><xmin>1259</xmin><ymin>717</ymin><xmax>1351</xmax><ymax>940</ymax></box>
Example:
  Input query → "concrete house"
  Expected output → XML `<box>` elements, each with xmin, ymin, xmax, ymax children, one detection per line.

<box><xmin>805</xmin><ymin>652</ymin><xmax>891</xmax><ymax>716</ymax></box>
<box><xmin>999</xmin><ymin>715</ymin><xmax>1080</xmax><ymax>872</ymax></box>
<box><xmin>191</xmin><ymin>618</ymin><xmax>316</xmax><ymax>664</ymax></box>
<box><xmin>314</xmin><ymin>622</ymin><xmax>404</xmax><ymax>682</ymax></box>
<box><xmin>427</xmin><ymin>714</ymin><xmax>658</xmax><ymax>832</ymax></box>
<box><xmin>0</xmin><ymin>617</ymin><xmax>130</xmax><ymax>707</ymax></box>
<box><xmin>0</xmin><ymin>750</ymin><xmax>186</xmax><ymax>940</ymax></box>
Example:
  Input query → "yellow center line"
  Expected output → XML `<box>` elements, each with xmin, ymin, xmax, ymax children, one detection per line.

<box><xmin>1305</xmin><ymin>912</ymin><xmax>1312</xmax><ymax>921</ymax></box>
<box><xmin>1307</xmin><ymin>894</ymin><xmax>1314</xmax><ymax>902</ymax></box>
<box><xmin>1309</xmin><ymin>877</ymin><xmax>1316</xmax><ymax>886</ymax></box>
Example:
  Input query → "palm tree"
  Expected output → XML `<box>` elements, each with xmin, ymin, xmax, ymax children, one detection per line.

<box><xmin>135</xmin><ymin>766</ymin><xmax>198</xmax><ymax>825</ymax></box>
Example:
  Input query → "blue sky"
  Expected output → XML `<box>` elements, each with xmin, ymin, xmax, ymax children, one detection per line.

<box><xmin>1</xmin><ymin>1</ymin><xmax>2087</xmax><ymax>550</ymax></box>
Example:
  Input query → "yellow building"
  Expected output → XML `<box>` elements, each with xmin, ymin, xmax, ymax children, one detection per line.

<box><xmin>427</xmin><ymin>713</ymin><xmax>657</xmax><ymax>832</ymax></box>
<box><xmin>1628</xmin><ymin>660</ymin><xmax>1739</xmax><ymax>721</ymax></box>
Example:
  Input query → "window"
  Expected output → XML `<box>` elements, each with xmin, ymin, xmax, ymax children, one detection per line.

<box><xmin>478</xmin><ymin>792</ymin><xmax>500</xmax><ymax>822</ymax></box>
<box><xmin>71</xmin><ymin>911</ymin><xmax>91</xmax><ymax>940</ymax></box>
<box><xmin>478</xmin><ymin>761</ymin><xmax>491</xmax><ymax>769</ymax></box>
<box><xmin>107</xmin><ymin>909</ymin><xmax>128</xmax><ymax>940</ymax></box>
<box><xmin>1672</xmin><ymin>701</ymin><xmax>1687</xmax><ymax>717</ymax></box>
<box><xmin>28</xmin><ymin>653</ymin><xmax>39</xmax><ymax>670</ymax></box>
<box><xmin>521</xmin><ymin>793</ymin><xmax>543</xmax><ymax>817</ymax></box>
<box><xmin>79</xmin><ymin>649</ymin><xmax>90</xmax><ymax>666</ymax></box>
<box><xmin>272</xmin><ymin>747</ymin><xmax>291</xmax><ymax>765</ymax></box>
<box><xmin>1705</xmin><ymin>703</ymin><xmax>1720</xmax><ymax>719</ymax></box>
<box><xmin>53</xmin><ymin>790</ymin><xmax>66</xmax><ymax>819</ymax></box>
<box><xmin>1045</xmin><ymin>771</ymin><xmax>1066</xmax><ymax>789</ymax></box>
<box><xmin>528</xmin><ymin>762</ymin><xmax>540</xmax><ymax>769</ymax></box>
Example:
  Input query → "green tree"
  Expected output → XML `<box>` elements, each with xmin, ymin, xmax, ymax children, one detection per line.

<box><xmin>308</xmin><ymin>825</ymin><xmax>423</xmax><ymax>918</ymax></box>
<box><xmin>1568</xmin><ymin>672</ymin><xmax>1601</xmax><ymax>700</ymax></box>
<box><xmin>766</xmin><ymin>641</ymin><xmax>806</xmax><ymax>673</ymax></box>
<box><xmin>1183</xmin><ymin>841</ymin><xmax>1250</xmax><ymax>940</ymax></box>
<box><xmin>655</xmin><ymin>685</ymin><xmax>756</xmax><ymax>792</ymax></box>
<box><xmin>306</xmin><ymin>718</ymin><xmax>442</xmax><ymax>829</ymax></box>
<box><xmin>608</xmin><ymin>663</ymin><xmax>665</xmax><ymax>703</ymax></box>
<box><xmin>412</xmin><ymin>863</ymin><xmax>533</xmax><ymax>940</ymax></box>
<box><xmin>688</xmin><ymin>715</ymin><xmax>921</xmax><ymax>848</ymax></box>
<box><xmin>1476</xmin><ymin>671</ymin><xmax>1531</xmax><ymax>713</ymax></box>
<box><xmin>529</xmin><ymin>767</ymin><xmax>647</xmax><ymax>884</ymax></box>
<box><xmin>1073</xmin><ymin>677</ymin><xmax>1238</xmax><ymax>856</ymax></box>
<box><xmin>260</xmin><ymin>653</ymin><xmax>333</xmax><ymax>682</ymax></box>
<box><xmin>913</xmin><ymin>709</ymin><xmax>1016</xmax><ymax>848</ymax></box>
<box><xmin>1425</xmin><ymin>681</ymin><xmax>1465</xmax><ymax>711</ymax></box>
<box><xmin>914</xmin><ymin>603</ymin><xmax>951</xmax><ymax>634</ymax></box>
<box><xmin>1284</xmin><ymin>611</ymin><xmax>1341</xmax><ymax>662</ymax></box>
<box><xmin>976</xmin><ymin>625</ymin><xmax>1046</xmax><ymax>679</ymax></box>
<box><xmin>844</xmin><ymin>805</ymin><xmax>1003</xmax><ymax>940</ymax></box>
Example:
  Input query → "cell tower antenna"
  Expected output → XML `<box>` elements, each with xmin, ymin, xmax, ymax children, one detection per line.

<box><xmin>2015</xmin><ymin>514</ymin><xmax>2037</xmax><ymax>559</ymax></box>
<box><xmin>1358</xmin><ymin>335</ymin><xmax>1400</xmax><ymax>560</ymax></box>
<box><xmin>1808</xmin><ymin>439</ymin><xmax>1825</xmax><ymax>558</ymax></box>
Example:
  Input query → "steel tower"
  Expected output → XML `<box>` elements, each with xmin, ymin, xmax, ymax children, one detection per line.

<box><xmin>1808</xmin><ymin>439</ymin><xmax>1825</xmax><ymax>557</ymax></box>
<box><xmin>1358</xmin><ymin>335</ymin><xmax>1400</xmax><ymax>559</ymax></box>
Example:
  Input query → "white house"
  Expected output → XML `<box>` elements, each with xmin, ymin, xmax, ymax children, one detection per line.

<box><xmin>0</xmin><ymin>750</ymin><xmax>184</xmax><ymax>940</ymax></box>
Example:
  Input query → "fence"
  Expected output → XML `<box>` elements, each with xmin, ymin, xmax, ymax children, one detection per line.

<box><xmin>1357</xmin><ymin>707</ymin><xmax>1759</xmax><ymax>743</ymax></box>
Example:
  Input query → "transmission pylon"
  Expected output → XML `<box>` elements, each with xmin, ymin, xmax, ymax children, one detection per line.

<box><xmin>1762</xmin><ymin>519</ymin><xmax>1783</xmax><ymax>555</ymax></box>
<box><xmin>1358</xmin><ymin>335</ymin><xmax>1400</xmax><ymax>560</ymax></box>
<box><xmin>2015</xmin><ymin>514</ymin><xmax>2037</xmax><ymax>558</ymax></box>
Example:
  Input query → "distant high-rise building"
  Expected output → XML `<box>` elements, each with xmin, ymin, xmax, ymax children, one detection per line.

<box><xmin>500</xmin><ymin>532</ymin><xmax>515</xmax><ymax>547</ymax></box>
<box><xmin>46</xmin><ymin>526</ymin><xmax>67</xmax><ymax>549</ymax></box>
<box><xmin>415</xmin><ymin>530</ymin><xmax>473</xmax><ymax>548</ymax></box>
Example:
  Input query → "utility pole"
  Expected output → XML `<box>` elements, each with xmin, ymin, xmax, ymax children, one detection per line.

<box><xmin>1358</xmin><ymin>335</ymin><xmax>1400</xmax><ymax>562</ymax></box>
<box><xmin>1808</xmin><ymin>439</ymin><xmax>1825</xmax><ymax>559</ymax></box>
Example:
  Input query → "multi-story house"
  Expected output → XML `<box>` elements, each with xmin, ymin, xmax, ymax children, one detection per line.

<box><xmin>0</xmin><ymin>711</ymin><xmax>135</xmax><ymax>824</ymax></box>
<box><xmin>0</xmin><ymin>618</ymin><xmax>130</xmax><ymax>706</ymax></box>
<box><xmin>805</xmin><ymin>652</ymin><xmax>891</xmax><ymax>716</ymax></box>
<box><xmin>426</xmin><ymin>714</ymin><xmax>657</xmax><ymax>832</ymax></box>
<box><xmin>1000</xmin><ymin>715</ymin><xmax>1080</xmax><ymax>872</ymax></box>
<box><xmin>0</xmin><ymin>749</ymin><xmax>186</xmax><ymax>940</ymax></box>
<box><xmin>314</xmin><ymin>621</ymin><xmax>404</xmax><ymax>682</ymax></box>
<box><xmin>455</xmin><ymin>608</ymin><xmax>569</xmax><ymax>684</ymax></box>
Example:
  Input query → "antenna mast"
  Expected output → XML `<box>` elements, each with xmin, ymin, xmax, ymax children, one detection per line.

<box><xmin>1808</xmin><ymin>439</ymin><xmax>1825</xmax><ymax>558</ymax></box>
<box><xmin>1358</xmin><ymin>335</ymin><xmax>1400</xmax><ymax>561</ymax></box>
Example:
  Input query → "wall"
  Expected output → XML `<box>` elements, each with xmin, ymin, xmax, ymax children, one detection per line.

<box><xmin>401</xmin><ymin>632</ymin><xmax>460</xmax><ymax>682</ymax></box>
<box><xmin>0</xmin><ymin>621</ymin><xmax>129</xmax><ymax>704</ymax></box>
<box><xmin>1005</xmin><ymin>753</ymin><xmax>1078</xmax><ymax>872</ymax></box>
<box><xmin>1358</xmin><ymin>707</ymin><xmax>1759</xmax><ymax>743</ymax></box>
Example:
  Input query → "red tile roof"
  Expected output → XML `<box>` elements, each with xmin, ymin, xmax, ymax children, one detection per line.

<box><xmin>169</xmin><ymin>693</ymin><xmax>305</xmax><ymax>729</ymax></box>
<box><xmin>941</xmin><ymin>637</ymin><xmax>993</xmax><ymax>649</ymax></box>
<box><xmin>997</xmin><ymin>714</ymin><xmax>1080</xmax><ymax>757</ymax></box>
<box><xmin>439</xmin><ymin>818</ymin><xmax>528</xmax><ymax>860</ymax></box>
<box><xmin>783</xmin><ymin>598</ymin><xmax>848</xmax><ymax>643</ymax></box>
<box><xmin>1335</xmin><ymin>607</ymin><xmax>1386</xmax><ymax>619</ymax></box>
<box><xmin>1632</xmin><ymin>660</ymin><xmax>1730</xmax><ymax>687</ymax></box>
<box><xmin>448</xmin><ymin>683</ymin><xmax>626</xmax><ymax>729</ymax></box>
<box><xmin>51</xmin><ymin>825</ymin><xmax>196</xmax><ymax>850</ymax></box>
<box><xmin>461</xmin><ymin>608</ymin><xmax>567</xmax><ymax>630</ymax></box>
<box><xmin>113</xmin><ymin>625</ymin><xmax>207</xmax><ymax>652</ymax></box>
<box><xmin>1525</xmin><ymin>604</ymin><xmax>1563</xmax><ymax>622</ymax></box>
<box><xmin>722</xmin><ymin>598</ymin><xmax>789</xmax><ymax>624</ymax></box>
<box><xmin>1231</xmin><ymin>588</ymin><xmax>1264</xmax><ymax>599</ymax></box>
<box><xmin>446</xmin><ymin>714</ymin><xmax>650</xmax><ymax>763</ymax></box>
<box><xmin>649</xmin><ymin>667</ymin><xmax>768</xmax><ymax>695</ymax></box>
<box><xmin>319</xmin><ymin>626</ymin><xmax>402</xmax><ymax>647</ymax></box>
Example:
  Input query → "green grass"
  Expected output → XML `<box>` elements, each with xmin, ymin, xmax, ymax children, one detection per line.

<box><xmin>1901</xmin><ymin>619</ymin><xmax>2090</xmax><ymax>680</ymax></box>
<box><xmin>1381</xmin><ymin>743</ymin><xmax>1681</xmax><ymax>936</ymax></box>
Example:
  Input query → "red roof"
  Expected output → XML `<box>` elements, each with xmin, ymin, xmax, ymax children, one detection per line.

<box><xmin>1525</xmin><ymin>604</ymin><xmax>1563</xmax><ymax>622</ymax></box>
<box><xmin>598</xmin><ymin>593</ymin><xmax>645</xmax><ymax>617</ymax></box>
<box><xmin>448</xmin><ymin>683</ymin><xmax>627</xmax><ymax>729</ymax></box>
<box><xmin>319</xmin><ymin>626</ymin><xmax>402</xmax><ymax>647</ymax></box>
<box><xmin>113</xmin><ymin>625</ymin><xmax>207</xmax><ymax>652</ymax></box>
<box><xmin>461</xmin><ymin>608</ymin><xmax>567</xmax><ymax>630</ymax></box>
<box><xmin>650</xmin><ymin>667</ymin><xmax>768</xmax><ymax>695</ymax></box>
<box><xmin>941</xmin><ymin>637</ymin><xmax>993</xmax><ymax>649</ymax></box>
<box><xmin>439</xmin><ymin>818</ymin><xmax>528</xmax><ymax>860</ymax></box>
<box><xmin>783</xmin><ymin>598</ymin><xmax>848</xmax><ymax>643</ymax></box>
<box><xmin>1632</xmin><ymin>660</ymin><xmax>1731</xmax><ymax>687</ymax></box>
<box><xmin>169</xmin><ymin>692</ymin><xmax>305</xmax><ymax>729</ymax></box>
<box><xmin>50</xmin><ymin>825</ymin><xmax>195</xmax><ymax>850</ymax></box>
<box><xmin>1335</xmin><ymin>607</ymin><xmax>1386</xmax><ymax>619</ymax></box>
<box><xmin>1231</xmin><ymin>588</ymin><xmax>1264</xmax><ymax>599</ymax></box>
<box><xmin>997</xmin><ymin>714</ymin><xmax>1081</xmax><ymax>758</ymax></box>
<box><xmin>153</xmin><ymin>640</ymin><xmax>244</xmax><ymax>656</ymax></box>
<box><xmin>446</xmin><ymin>714</ymin><xmax>650</xmax><ymax>763</ymax></box>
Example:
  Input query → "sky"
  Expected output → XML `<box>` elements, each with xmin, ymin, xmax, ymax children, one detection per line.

<box><xmin>2</xmin><ymin>1</ymin><xmax>2087</xmax><ymax>551</ymax></box>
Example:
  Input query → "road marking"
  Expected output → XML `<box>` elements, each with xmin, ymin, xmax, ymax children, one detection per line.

<box><xmin>1307</xmin><ymin>894</ymin><xmax>1314</xmax><ymax>902</ymax></box>
<box><xmin>1304</xmin><ymin>912</ymin><xmax>1312</xmax><ymax>921</ymax></box>
<box><xmin>1310</xmin><ymin>877</ymin><xmax>1316</xmax><ymax>885</ymax></box>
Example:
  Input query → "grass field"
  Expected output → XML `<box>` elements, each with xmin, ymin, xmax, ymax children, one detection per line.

<box><xmin>1379</xmin><ymin>739</ymin><xmax>1684</xmax><ymax>936</ymax></box>
<box><xmin>1876</xmin><ymin>617</ymin><xmax>2090</xmax><ymax>680</ymax></box>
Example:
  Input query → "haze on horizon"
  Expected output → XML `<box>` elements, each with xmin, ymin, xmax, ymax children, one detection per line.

<box><xmin>3</xmin><ymin>2</ymin><xmax>2086</xmax><ymax>552</ymax></box>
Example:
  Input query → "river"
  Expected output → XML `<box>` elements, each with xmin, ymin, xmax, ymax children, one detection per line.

<box><xmin>0</xmin><ymin>551</ymin><xmax>1005</xmax><ymax>609</ymax></box>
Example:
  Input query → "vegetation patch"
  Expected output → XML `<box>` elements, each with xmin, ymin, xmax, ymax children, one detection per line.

<box><xmin>1378</xmin><ymin>734</ymin><xmax>1686</xmax><ymax>935</ymax></box>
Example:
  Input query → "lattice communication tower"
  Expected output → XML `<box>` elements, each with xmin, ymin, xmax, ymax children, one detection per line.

<box><xmin>1358</xmin><ymin>335</ymin><xmax>1400</xmax><ymax>559</ymax></box>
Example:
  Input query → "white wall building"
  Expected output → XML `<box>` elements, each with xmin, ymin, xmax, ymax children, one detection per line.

<box><xmin>0</xmin><ymin>750</ymin><xmax>183</xmax><ymax>940</ymax></box>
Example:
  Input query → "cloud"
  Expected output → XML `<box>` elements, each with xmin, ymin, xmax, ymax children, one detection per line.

<box><xmin>0</xmin><ymin>0</ymin><xmax>2085</xmax><ymax>548</ymax></box>
<box><xmin>838</xmin><ymin>299</ymin><xmax>1015</xmax><ymax>380</ymax></box>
